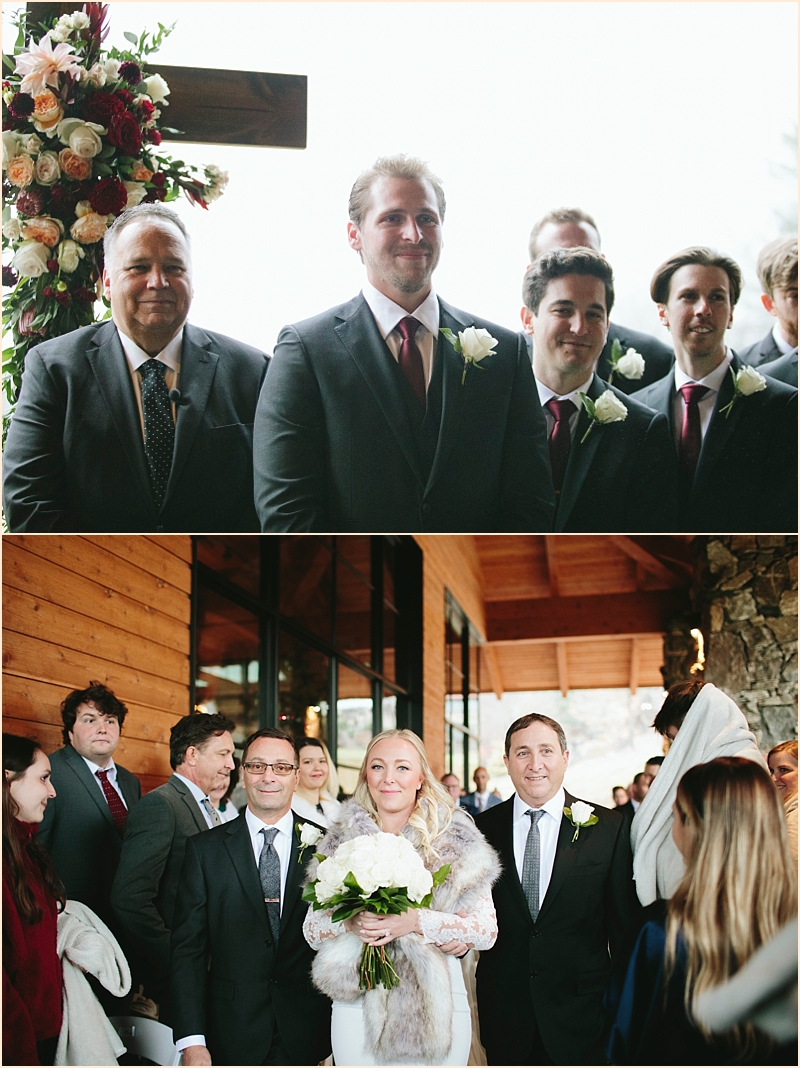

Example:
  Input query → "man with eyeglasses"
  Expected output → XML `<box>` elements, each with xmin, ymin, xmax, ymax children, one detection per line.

<box><xmin>171</xmin><ymin>727</ymin><xmax>332</xmax><ymax>1066</ymax></box>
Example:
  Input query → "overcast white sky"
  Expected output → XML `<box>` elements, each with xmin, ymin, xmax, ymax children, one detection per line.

<box><xmin>4</xmin><ymin>2</ymin><xmax>798</xmax><ymax>356</ymax></box>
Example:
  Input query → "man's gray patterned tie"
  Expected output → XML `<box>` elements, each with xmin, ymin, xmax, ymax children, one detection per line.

<box><xmin>139</xmin><ymin>357</ymin><xmax>175</xmax><ymax>507</ymax></box>
<box><xmin>259</xmin><ymin>826</ymin><xmax>281</xmax><ymax>940</ymax></box>
<box><xmin>201</xmin><ymin>797</ymin><xmax>222</xmax><ymax>827</ymax></box>
<box><xmin>522</xmin><ymin>808</ymin><xmax>545</xmax><ymax>922</ymax></box>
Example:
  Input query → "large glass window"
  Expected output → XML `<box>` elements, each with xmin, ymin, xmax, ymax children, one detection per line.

<box><xmin>444</xmin><ymin>591</ymin><xmax>482</xmax><ymax>790</ymax></box>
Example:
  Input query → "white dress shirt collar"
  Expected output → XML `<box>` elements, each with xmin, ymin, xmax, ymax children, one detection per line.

<box><xmin>81</xmin><ymin>754</ymin><xmax>118</xmax><ymax>778</ymax></box>
<box><xmin>772</xmin><ymin>322</ymin><xmax>796</xmax><ymax>356</ymax></box>
<box><xmin>245</xmin><ymin>806</ymin><xmax>295</xmax><ymax>874</ymax></box>
<box><xmin>361</xmin><ymin>279</ymin><xmax>440</xmax><ymax>341</ymax></box>
<box><xmin>673</xmin><ymin>347</ymin><xmax>733</xmax><ymax>393</ymax></box>
<box><xmin>118</xmin><ymin>326</ymin><xmax>184</xmax><ymax>373</ymax></box>
<box><xmin>173</xmin><ymin>771</ymin><xmax>217</xmax><ymax>827</ymax></box>
<box><xmin>513</xmin><ymin>785</ymin><xmax>566</xmax><ymax>825</ymax></box>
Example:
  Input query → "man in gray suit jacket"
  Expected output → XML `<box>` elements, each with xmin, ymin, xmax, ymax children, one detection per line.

<box><xmin>739</xmin><ymin>236</ymin><xmax>797</xmax><ymax>367</ymax></box>
<box><xmin>3</xmin><ymin>203</ymin><xmax>268</xmax><ymax>533</ymax></box>
<box><xmin>39</xmin><ymin>682</ymin><xmax>141</xmax><ymax>934</ymax></box>
<box><xmin>112</xmin><ymin>712</ymin><xmax>235</xmax><ymax>1020</ymax></box>
<box><xmin>254</xmin><ymin>155</ymin><xmax>554</xmax><ymax>533</ymax></box>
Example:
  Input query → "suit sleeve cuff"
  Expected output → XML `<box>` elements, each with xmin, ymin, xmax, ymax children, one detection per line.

<box><xmin>175</xmin><ymin>1035</ymin><xmax>206</xmax><ymax>1052</ymax></box>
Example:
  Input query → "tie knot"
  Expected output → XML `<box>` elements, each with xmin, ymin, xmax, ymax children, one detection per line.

<box><xmin>546</xmin><ymin>397</ymin><xmax>575</xmax><ymax>423</ymax></box>
<box><xmin>139</xmin><ymin>357</ymin><xmax>167</xmax><ymax>380</ymax></box>
<box><xmin>396</xmin><ymin>316</ymin><xmax>421</xmax><ymax>343</ymax></box>
<box><xmin>679</xmin><ymin>383</ymin><xmax>709</xmax><ymax>406</ymax></box>
<box><xmin>525</xmin><ymin>808</ymin><xmax>545</xmax><ymax>826</ymax></box>
<box><xmin>261</xmin><ymin>826</ymin><xmax>279</xmax><ymax>846</ymax></box>
<box><xmin>96</xmin><ymin>769</ymin><xmax>108</xmax><ymax>781</ymax></box>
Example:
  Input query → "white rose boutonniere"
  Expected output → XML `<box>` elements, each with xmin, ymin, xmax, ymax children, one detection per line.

<box><xmin>607</xmin><ymin>339</ymin><xmax>646</xmax><ymax>385</ymax></box>
<box><xmin>577</xmin><ymin>388</ymin><xmax>628</xmax><ymax>443</ymax></box>
<box><xmin>564</xmin><ymin>801</ymin><xmax>598</xmax><ymax>842</ymax></box>
<box><xmin>295</xmin><ymin>821</ymin><xmax>324</xmax><ymax>863</ymax></box>
<box><xmin>440</xmin><ymin>325</ymin><xmax>498</xmax><ymax>384</ymax></box>
<box><xmin>719</xmin><ymin>365</ymin><xmax>767</xmax><ymax>419</ymax></box>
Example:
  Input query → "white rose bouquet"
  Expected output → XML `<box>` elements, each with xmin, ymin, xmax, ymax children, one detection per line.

<box><xmin>302</xmin><ymin>831</ymin><xmax>450</xmax><ymax>990</ymax></box>
<box><xmin>606</xmin><ymin>339</ymin><xmax>646</xmax><ymax>385</ymax></box>
<box><xmin>577</xmin><ymin>388</ymin><xmax>628</xmax><ymax>442</ymax></box>
<box><xmin>440</xmin><ymin>325</ymin><xmax>498</xmax><ymax>384</ymax></box>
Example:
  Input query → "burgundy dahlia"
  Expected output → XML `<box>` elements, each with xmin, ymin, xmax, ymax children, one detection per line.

<box><xmin>3</xmin><ymin>266</ymin><xmax>19</xmax><ymax>287</ymax></box>
<box><xmin>83</xmin><ymin>90</ymin><xmax>125</xmax><ymax>126</ymax></box>
<box><xmin>114</xmin><ymin>89</ymin><xmax>134</xmax><ymax>106</ymax></box>
<box><xmin>107</xmin><ymin>110</ymin><xmax>142</xmax><ymax>156</ymax></box>
<box><xmin>73</xmin><ymin>287</ymin><xmax>96</xmax><ymax>303</ymax></box>
<box><xmin>89</xmin><ymin>175</ymin><xmax>128</xmax><ymax>215</ymax></box>
<box><xmin>118</xmin><ymin>61</ymin><xmax>142</xmax><ymax>85</ymax></box>
<box><xmin>15</xmin><ymin>188</ymin><xmax>45</xmax><ymax>216</ymax></box>
<box><xmin>9</xmin><ymin>92</ymin><xmax>35</xmax><ymax>119</ymax></box>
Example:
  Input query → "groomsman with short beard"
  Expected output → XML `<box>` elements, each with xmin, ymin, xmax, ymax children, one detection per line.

<box><xmin>522</xmin><ymin>247</ymin><xmax>678</xmax><ymax>532</ymax></box>
<box><xmin>634</xmin><ymin>247</ymin><xmax>797</xmax><ymax>531</ymax></box>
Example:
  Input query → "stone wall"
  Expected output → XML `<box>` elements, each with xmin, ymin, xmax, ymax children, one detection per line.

<box><xmin>693</xmin><ymin>535</ymin><xmax>798</xmax><ymax>749</ymax></box>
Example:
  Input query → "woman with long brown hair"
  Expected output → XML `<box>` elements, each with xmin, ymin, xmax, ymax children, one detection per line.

<box><xmin>3</xmin><ymin>734</ymin><xmax>65</xmax><ymax>1066</ymax></box>
<box><xmin>609</xmin><ymin>757</ymin><xmax>797</xmax><ymax>1064</ymax></box>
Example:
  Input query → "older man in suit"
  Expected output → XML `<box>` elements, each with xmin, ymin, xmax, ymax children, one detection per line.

<box><xmin>461</xmin><ymin>766</ymin><xmax>502</xmax><ymax>817</ymax></box>
<box><xmin>171</xmin><ymin>728</ymin><xmax>332</xmax><ymax>1066</ymax></box>
<box><xmin>476</xmin><ymin>713</ymin><xmax>636</xmax><ymax>1065</ymax></box>
<box><xmin>739</xmin><ymin>236</ymin><xmax>797</xmax><ymax>367</ymax></box>
<box><xmin>111</xmin><ymin>712</ymin><xmax>235</xmax><ymax>1020</ymax></box>
<box><xmin>633</xmin><ymin>246</ymin><xmax>797</xmax><ymax>531</ymax></box>
<box><xmin>522</xmin><ymin>247</ymin><xmax>678</xmax><ymax>532</ymax></box>
<box><xmin>39</xmin><ymin>682</ymin><xmax>141</xmax><ymax>933</ymax></box>
<box><xmin>253</xmin><ymin>154</ymin><xmax>554</xmax><ymax>533</ymax></box>
<box><xmin>3</xmin><ymin>203</ymin><xmax>268</xmax><ymax>532</ymax></box>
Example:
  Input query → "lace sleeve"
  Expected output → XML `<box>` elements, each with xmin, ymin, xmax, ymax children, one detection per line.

<box><xmin>303</xmin><ymin>907</ymin><xmax>344</xmax><ymax>950</ymax></box>
<box><xmin>416</xmin><ymin>890</ymin><xmax>497</xmax><ymax>951</ymax></box>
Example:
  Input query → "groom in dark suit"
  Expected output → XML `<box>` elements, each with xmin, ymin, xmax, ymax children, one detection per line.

<box><xmin>476</xmin><ymin>713</ymin><xmax>635</xmax><ymax>1065</ymax></box>
<box><xmin>633</xmin><ymin>246</ymin><xmax>797</xmax><ymax>531</ymax></box>
<box><xmin>171</xmin><ymin>728</ymin><xmax>332</xmax><ymax>1066</ymax></box>
<box><xmin>3</xmin><ymin>203</ymin><xmax>268</xmax><ymax>533</ymax></box>
<box><xmin>522</xmin><ymin>248</ymin><xmax>678</xmax><ymax>532</ymax></box>
<box><xmin>253</xmin><ymin>154</ymin><xmax>554</xmax><ymax>532</ymax></box>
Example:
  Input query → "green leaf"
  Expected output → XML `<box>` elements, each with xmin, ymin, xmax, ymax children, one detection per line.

<box><xmin>123</xmin><ymin>31</ymin><xmax>139</xmax><ymax>45</ymax></box>
<box><xmin>440</xmin><ymin>326</ymin><xmax>462</xmax><ymax>353</ymax></box>
<box><xmin>577</xmin><ymin>392</ymin><xmax>595</xmax><ymax>419</ymax></box>
<box><xmin>94</xmin><ymin>162</ymin><xmax>113</xmax><ymax>177</ymax></box>
<box><xmin>609</xmin><ymin>337</ymin><xmax>623</xmax><ymax>362</ymax></box>
<box><xmin>432</xmin><ymin>862</ymin><xmax>451</xmax><ymax>887</ymax></box>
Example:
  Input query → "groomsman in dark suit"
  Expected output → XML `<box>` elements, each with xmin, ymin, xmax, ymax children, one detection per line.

<box><xmin>634</xmin><ymin>246</ymin><xmax>797</xmax><ymax>531</ymax></box>
<box><xmin>111</xmin><ymin>712</ymin><xmax>235</xmax><ymax>1019</ymax></box>
<box><xmin>526</xmin><ymin>207</ymin><xmax>674</xmax><ymax>393</ymax></box>
<box><xmin>171</xmin><ymin>728</ymin><xmax>332</xmax><ymax>1066</ymax></box>
<box><xmin>739</xmin><ymin>237</ymin><xmax>797</xmax><ymax>367</ymax></box>
<box><xmin>476</xmin><ymin>714</ymin><xmax>635</xmax><ymax>1064</ymax></box>
<box><xmin>3</xmin><ymin>203</ymin><xmax>268</xmax><ymax>533</ymax></box>
<box><xmin>522</xmin><ymin>248</ymin><xmax>678</xmax><ymax>532</ymax></box>
<box><xmin>254</xmin><ymin>154</ymin><xmax>554</xmax><ymax>533</ymax></box>
<box><xmin>39</xmin><ymin>682</ymin><xmax>141</xmax><ymax>932</ymax></box>
<box><xmin>761</xmin><ymin>347</ymin><xmax>798</xmax><ymax>388</ymax></box>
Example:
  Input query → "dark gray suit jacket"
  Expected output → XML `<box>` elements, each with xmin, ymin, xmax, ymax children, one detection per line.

<box><xmin>2</xmin><ymin>320</ymin><xmax>269</xmax><ymax>532</ymax></box>
<box><xmin>38</xmin><ymin>744</ymin><xmax>141</xmax><ymax>929</ymax></box>
<box><xmin>111</xmin><ymin>774</ymin><xmax>209</xmax><ymax>1008</ymax></box>
<box><xmin>170</xmin><ymin>811</ymin><xmax>332</xmax><ymax>1065</ymax></box>
<box><xmin>760</xmin><ymin>348</ymin><xmax>798</xmax><ymax>388</ymax></box>
<box><xmin>254</xmin><ymin>294</ymin><xmax>555</xmax><ymax>532</ymax></box>
<box><xmin>739</xmin><ymin>329</ymin><xmax>782</xmax><ymax>367</ymax></box>
<box><xmin>633</xmin><ymin>353</ymin><xmax>797</xmax><ymax>531</ymax></box>
<box><xmin>549</xmin><ymin>374</ymin><xmax>679</xmax><ymax>532</ymax></box>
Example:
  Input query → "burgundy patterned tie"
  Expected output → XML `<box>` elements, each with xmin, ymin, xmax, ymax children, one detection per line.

<box><xmin>96</xmin><ymin>769</ymin><xmax>128</xmax><ymax>833</ymax></box>
<box><xmin>678</xmin><ymin>384</ymin><xmax>709</xmax><ymax>481</ymax></box>
<box><xmin>546</xmin><ymin>398</ymin><xmax>575</xmax><ymax>493</ymax></box>
<box><xmin>396</xmin><ymin>317</ymin><xmax>426</xmax><ymax>411</ymax></box>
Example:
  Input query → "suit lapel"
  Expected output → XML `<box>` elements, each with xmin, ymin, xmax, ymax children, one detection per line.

<box><xmin>165</xmin><ymin>324</ymin><xmax>218</xmax><ymax>501</ymax></box>
<box><xmin>425</xmin><ymin>301</ymin><xmax>473</xmax><ymax>494</ymax></box>
<box><xmin>555</xmin><ymin>374</ymin><xmax>606</xmax><ymax>530</ymax></box>
<box><xmin>225</xmin><ymin>815</ymin><xmax>271</xmax><ymax>930</ymax></box>
<box><xmin>335</xmin><ymin>296</ymin><xmax>426</xmax><ymax>486</ymax></box>
<box><xmin>281</xmin><ymin>812</ymin><xmax>306</xmax><ymax>925</ymax></box>
<box><xmin>495</xmin><ymin>799</ymin><xmax>536</xmax><ymax>928</ymax></box>
<box><xmin>64</xmin><ymin>745</ymin><xmax>118</xmax><ymax>830</ymax></box>
<box><xmin>692</xmin><ymin>355</ymin><xmax>740</xmax><ymax>492</ymax></box>
<box><xmin>537</xmin><ymin>791</ymin><xmax>583</xmax><ymax>923</ymax></box>
<box><xmin>170</xmin><ymin>775</ymin><xmax>209</xmax><ymax>833</ymax></box>
<box><xmin>85</xmin><ymin>322</ymin><xmax>152</xmax><ymax>504</ymax></box>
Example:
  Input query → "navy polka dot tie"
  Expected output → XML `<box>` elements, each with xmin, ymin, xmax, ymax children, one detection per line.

<box><xmin>139</xmin><ymin>358</ymin><xmax>175</xmax><ymax>507</ymax></box>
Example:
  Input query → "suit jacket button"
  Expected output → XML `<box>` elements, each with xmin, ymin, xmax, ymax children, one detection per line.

<box><xmin>421</xmin><ymin>502</ymin><xmax>431</xmax><ymax>515</ymax></box>
<box><xmin>265</xmin><ymin>938</ymin><xmax>272</xmax><ymax>947</ymax></box>
<box><xmin>531</xmin><ymin>928</ymin><xmax>540</xmax><ymax>937</ymax></box>
<box><xmin>530</xmin><ymin>971</ymin><xmax>538</xmax><ymax>979</ymax></box>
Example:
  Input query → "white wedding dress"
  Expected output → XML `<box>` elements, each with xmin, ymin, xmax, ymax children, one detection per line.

<box><xmin>304</xmin><ymin>895</ymin><xmax>496</xmax><ymax>1066</ymax></box>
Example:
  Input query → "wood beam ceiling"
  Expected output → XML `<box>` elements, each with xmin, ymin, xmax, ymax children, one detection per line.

<box><xmin>607</xmin><ymin>536</ymin><xmax>690</xmax><ymax>587</ymax></box>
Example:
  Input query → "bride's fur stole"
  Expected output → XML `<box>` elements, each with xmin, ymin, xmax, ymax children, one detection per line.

<box><xmin>306</xmin><ymin>799</ymin><xmax>501</xmax><ymax>1065</ymax></box>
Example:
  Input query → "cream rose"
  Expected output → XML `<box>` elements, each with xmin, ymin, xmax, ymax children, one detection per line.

<box><xmin>593</xmin><ymin>390</ymin><xmax>628</xmax><ymax>424</ymax></box>
<box><xmin>734</xmin><ymin>365</ymin><xmax>767</xmax><ymax>397</ymax></box>
<box><xmin>12</xmin><ymin>239</ymin><xmax>50</xmax><ymax>277</ymax></box>
<box><xmin>32</xmin><ymin>90</ymin><xmax>64</xmax><ymax>132</ymax></box>
<box><xmin>35</xmin><ymin>150</ymin><xmax>61</xmax><ymax>186</ymax></box>
<box><xmin>569</xmin><ymin>801</ymin><xmax>595</xmax><ymax>824</ymax></box>
<box><xmin>22</xmin><ymin>215</ymin><xmax>64</xmax><ymax>247</ymax></box>
<box><xmin>82</xmin><ymin>62</ymin><xmax>107</xmax><ymax>87</ymax></box>
<box><xmin>123</xmin><ymin>181</ymin><xmax>148</xmax><ymax>209</ymax></box>
<box><xmin>74</xmin><ymin>199</ymin><xmax>92</xmax><ymax>218</ymax></box>
<box><xmin>3</xmin><ymin>218</ymin><xmax>23</xmax><ymax>241</ymax></box>
<box><xmin>58</xmin><ymin>148</ymin><xmax>92</xmax><ymax>181</ymax></box>
<box><xmin>143</xmin><ymin>73</ymin><xmax>170</xmax><ymax>103</ymax></box>
<box><xmin>6</xmin><ymin>154</ymin><xmax>35</xmax><ymax>188</ymax></box>
<box><xmin>2</xmin><ymin>131</ymin><xmax>20</xmax><ymax>169</ymax></box>
<box><xmin>299</xmin><ymin>823</ymin><xmax>323</xmax><ymax>847</ymax></box>
<box><xmin>615</xmin><ymin>347</ymin><xmax>646</xmax><ymax>380</ymax></box>
<box><xmin>70</xmin><ymin>211</ymin><xmax>109</xmax><ymax>244</ymax></box>
<box><xmin>102</xmin><ymin>58</ymin><xmax>121</xmax><ymax>81</ymax></box>
<box><xmin>67</xmin><ymin>122</ymin><xmax>105</xmax><ymax>159</ymax></box>
<box><xmin>57</xmin><ymin>239</ymin><xmax>85</xmax><ymax>273</ymax></box>
<box><xmin>458</xmin><ymin>326</ymin><xmax>498</xmax><ymax>362</ymax></box>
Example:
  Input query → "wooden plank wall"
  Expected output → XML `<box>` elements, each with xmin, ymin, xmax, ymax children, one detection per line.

<box><xmin>415</xmin><ymin>536</ymin><xmax>485</xmax><ymax>777</ymax></box>
<box><xmin>2</xmin><ymin>535</ymin><xmax>193</xmax><ymax>793</ymax></box>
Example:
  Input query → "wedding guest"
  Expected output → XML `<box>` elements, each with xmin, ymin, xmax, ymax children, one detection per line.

<box><xmin>254</xmin><ymin>154</ymin><xmax>554</xmax><ymax>533</ymax></box>
<box><xmin>460</xmin><ymin>766</ymin><xmax>502</xmax><ymax>816</ymax></box>
<box><xmin>740</xmin><ymin>237</ymin><xmax>797</xmax><ymax>368</ymax></box>
<box><xmin>522</xmin><ymin>248</ymin><xmax>678</xmax><ymax>531</ymax></box>
<box><xmin>304</xmin><ymin>729</ymin><xmax>500</xmax><ymax>1066</ymax></box>
<box><xmin>3</xmin><ymin>203</ymin><xmax>269</xmax><ymax>532</ymax></box>
<box><xmin>441</xmin><ymin>772</ymin><xmax>463</xmax><ymax>803</ymax></box>
<box><xmin>208</xmin><ymin>758</ymin><xmax>240</xmax><ymax>823</ymax></box>
<box><xmin>644</xmin><ymin>754</ymin><xmax>664</xmax><ymax>780</ymax></box>
<box><xmin>631</xmin><ymin>680</ymin><xmax>766</xmax><ymax>906</ymax></box>
<box><xmin>526</xmin><ymin>206</ymin><xmax>674</xmax><ymax>392</ymax></box>
<box><xmin>609</xmin><ymin>757</ymin><xmax>797</xmax><ymax>1065</ymax></box>
<box><xmin>292</xmin><ymin>737</ymin><xmax>342</xmax><ymax>828</ymax></box>
<box><xmin>3</xmin><ymin>735</ymin><xmax>64</xmax><ymax>1066</ymax></box>
<box><xmin>633</xmin><ymin>246</ymin><xmax>797</xmax><ymax>531</ymax></box>
<box><xmin>617</xmin><ymin>773</ymin><xmax>651</xmax><ymax>830</ymax></box>
<box><xmin>613</xmin><ymin>785</ymin><xmax>630</xmax><ymax>808</ymax></box>
<box><xmin>767</xmin><ymin>740</ymin><xmax>798</xmax><ymax>863</ymax></box>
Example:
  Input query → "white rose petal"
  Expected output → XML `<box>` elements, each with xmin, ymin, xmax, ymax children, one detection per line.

<box><xmin>299</xmin><ymin>823</ymin><xmax>323</xmax><ymax>847</ymax></box>
<box><xmin>570</xmin><ymin>801</ymin><xmax>595</xmax><ymax>824</ymax></box>
<box><xmin>735</xmin><ymin>365</ymin><xmax>767</xmax><ymax>397</ymax></box>
<box><xmin>74</xmin><ymin>200</ymin><xmax>92</xmax><ymax>218</ymax></box>
<box><xmin>71</xmin><ymin>11</ymin><xmax>90</xmax><ymax>29</ymax></box>
<box><xmin>12</xmin><ymin>239</ymin><xmax>50</xmax><ymax>278</ymax></box>
<box><xmin>123</xmin><ymin>181</ymin><xmax>147</xmax><ymax>209</ymax></box>
<box><xmin>2</xmin><ymin>131</ymin><xmax>20</xmax><ymax>169</ymax></box>
<box><xmin>68</xmin><ymin>123</ymin><xmax>105</xmax><ymax>159</ymax></box>
<box><xmin>458</xmin><ymin>326</ymin><xmax>498</xmax><ymax>362</ymax></box>
<box><xmin>3</xmin><ymin>218</ymin><xmax>22</xmax><ymax>241</ymax></box>
<box><xmin>83</xmin><ymin>63</ymin><xmax>107</xmax><ymax>87</ymax></box>
<box><xmin>615</xmin><ymin>347</ymin><xmax>646</xmax><ymax>380</ymax></box>
<box><xmin>593</xmin><ymin>389</ymin><xmax>628</xmax><ymax>424</ymax></box>
<box><xmin>35</xmin><ymin>150</ymin><xmax>61</xmax><ymax>186</ymax></box>
<box><xmin>102</xmin><ymin>58</ymin><xmax>121</xmax><ymax>80</ymax></box>
<box><xmin>18</xmin><ymin>133</ymin><xmax>43</xmax><ymax>157</ymax></box>
<box><xmin>57</xmin><ymin>239</ymin><xmax>84</xmax><ymax>273</ymax></box>
<box><xmin>144</xmin><ymin>74</ymin><xmax>170</xmax><ymax>104</ymax></box>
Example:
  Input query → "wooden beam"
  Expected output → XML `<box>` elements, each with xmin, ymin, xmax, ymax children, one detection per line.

<box><xmin>482</xmin><ymin>643</ymin><xmax>504</xmax><ymax>700</ymax></box>
<box><xmin>555</xmin><ymin>641</ymin><xmax>569</xmax><ymax>697</ymax></box>
<box><xmin>543</xmin><ymin>535</ymin><xmax>561</xmax><ymax>597</ymax></box>
<box><xmin>629</xmin><ymin>637</ymin><xmax>640</xmax><ymax>696</ymax></box>
<box><xmin>485</xmin><ymin>589</ymin><xmax>690</xmax><ymax>643</ymax></box>
<box><xmin>607</xmin><ymin>536</ymin><xmax>686</xmax><ymax>588</ymax></box>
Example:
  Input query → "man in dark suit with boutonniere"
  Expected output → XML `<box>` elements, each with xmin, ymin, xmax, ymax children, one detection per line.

<box><xmin>633</xmin><ymin>246</ymin><xmax>797</xmax><ymax>531</ymax></box>
<box><xmin>522</xmin><ymin>247</ymin><xmax>678</xmax><ymax>532</ymax></box>
<box><xmin>170</xmin><ymin>727</ymin><xmax>332</xmax><ymax>1067</ymax></box>
<box><xmin>739</xmin><ymin>236</ymin><xmax>797</xmax><ymax>368</ymax></box>
<box><xmin>476</xmin><ymin>713</ymin><xmax>636</xmax><ymax>1065</ymax></box>
<box><xmin>253</xmin><ymin>154</ymin><xmax>554</xmax><ymax>533</ymax></box>
<box><xmin>3</xmin><ymin>203</ymin><xmax>268</xmax><ymax>533</ymax></box>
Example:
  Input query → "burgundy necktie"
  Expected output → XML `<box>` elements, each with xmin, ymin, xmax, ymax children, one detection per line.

<box><xmin>96</xmin><ymin>769</ymin><xmax>128</xmax><ymax>833</ymax></box>
<box><xmin>546</xmin><ymin>398</ymin><xmax>575</xmax><ymax>492</ymax></box>
<box><xmin>678</xmin><ymin>384</ymin><xmax>709</xmax><ymax>481</ymax></box>
<box><xmin>396</xmin><ymin>317</ymin><xmax>426</xmax><ymax>411</ymax></box>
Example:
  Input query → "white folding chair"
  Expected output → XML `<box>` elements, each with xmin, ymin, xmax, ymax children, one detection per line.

<box><xmin>109</xmin><ymin>1015</ymin><xmax>182</xmax><ymax>1066</ymax></box>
